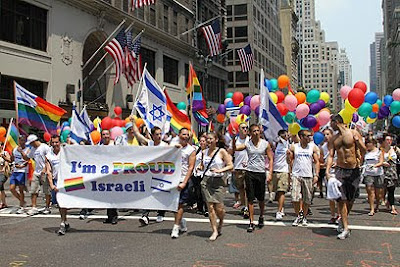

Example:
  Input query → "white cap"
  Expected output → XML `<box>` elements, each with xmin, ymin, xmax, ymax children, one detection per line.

<box><xmin>26</xmin><ymin>134</ymin><xmax>38</xmax><ymax>146</ymax></box>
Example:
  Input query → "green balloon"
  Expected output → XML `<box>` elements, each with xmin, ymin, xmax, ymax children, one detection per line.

<box><xmin>390</xmin><ymin>101</ymin><xmax>400</xmax><ymax>114</ymax></box>
<box><xmin>61</xmin><ymin>130</ymin><xmax>71</xmax><ymax>141</ymax></box>
<box><xmin>284</xmin><ymin>112</ymin><xmax>295</xmax><ymax>123</ymax></box>
<box><xmin>226</xmin><ymin>92</ymin><xmax>233</xmax><ymax>99</ymax></box>
<box><xmin>270</xmin><ymin>79</ymin><xmax>278</xmax><ymax>91</ymax></box>
<box><xmin>306</xmin><ymin>89</ymin><xmax>320</xmax><ymax>103</ymax></box>
<box><xmin>68</xmin><ymin>117</ymin><xmax>72</xmax><ymax>125</ymax></box>
<box><xmin>358</xmin><ymin>103</ymin><xmax>373</xmax><ymax>117</ymax></box>
<box><xmin>177</xmin><ymin>102</ymin><xmax>187</xmax><ymax>110</ymax></box>
<box><xmin>60</xmin><ymin>135</ymin><xmax>65</xmax><ymax>143</ymax></box>
<box><xmin>376</xmin><ymin>99</ymin><xmax>383</xmax><ymax>108</ymax></box>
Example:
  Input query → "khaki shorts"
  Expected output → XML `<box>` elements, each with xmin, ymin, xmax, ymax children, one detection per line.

<box><xmin>272</xmin><ymin>172</ymin><xmax>289</xmax><ymax>192</ymax></box>
<box><xmin>30</xmin><ymin>173</ymin><xmax>51</xmax><ymax>195</ymax></box>
<box><xmin>291</xmin><ymin>176</ymin><xmax>313</xmax><ymax>204</ymax></box>
<box><xmin>234</xmin><ymin>170</ymin><xmax>246</xmax><ymax>189</ymax></box>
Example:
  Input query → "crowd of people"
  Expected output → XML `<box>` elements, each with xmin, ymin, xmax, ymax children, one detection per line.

<box><xmin>0</xmin><ymin>114</ymin><xmax>399</xmax><ymax>240</ymax></box>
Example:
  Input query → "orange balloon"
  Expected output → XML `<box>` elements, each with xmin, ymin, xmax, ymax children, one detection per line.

<box><xmin>0</xmin><ymin>135</ymin><xmax>5</xmax><ymax>143</ymax></box>
<box><xmin>372</xmin><ymin>103</ymin><xmax>379</xmax><ymax>113</ymax></box>
<box><xmin>0</xmin><ymin>126</ymin><xmax>6</xmax><ymax>137</ymax></box>
<box><xmin>278</xmin><ymin>75</ymin><xmax>290</xmax><ymax>89</ymax></box>
<box><xmin>136</xmin><ymin>118</ymin><xmax>144</xmax><ymax>128</ymax></box>
<box><xmin>125</xmin><ymin>117</ymin><xmax>131</xmax><ymax>123</ymax></box>
<box><xmin>216</xmin><ymin>114</ymin><xmax>225</xmax><ymax>123</ymax></box>
<box><xmin>295</xmin><ymin>92</ymin><xmax>306</xmax><ymax>104</ymax></box>
<box><xmin>90</xmin><ymin>131</ymin><xmax>101</xmax><ymax>145</ymax></box>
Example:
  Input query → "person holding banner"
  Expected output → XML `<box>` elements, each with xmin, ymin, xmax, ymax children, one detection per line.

<box><xmin>200</xmin><ymin>132</ymin><xmax>233</xmax><ymax>241</ymax></box>
<box><xmin>171</xmin><ymin>128</ymin><xmax>196</xmax><ymax>239</ymax></box>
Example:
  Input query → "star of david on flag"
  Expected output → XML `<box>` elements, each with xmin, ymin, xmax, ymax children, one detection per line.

<box><xmin>134</xmin><ymin>67</ymin><xmax>171</xmax><ymax>136</ymax></box>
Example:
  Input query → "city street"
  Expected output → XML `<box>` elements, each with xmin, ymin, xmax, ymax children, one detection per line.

<box><xmin>1</xmin><ymin>188</ymin><xmax>399</xmax><ymax>267</ymax></box>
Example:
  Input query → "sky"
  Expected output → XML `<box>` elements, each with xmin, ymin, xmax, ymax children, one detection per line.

<box><xmin>314</xmin><ymin>0</ymin><xmax>383</xmax><ymax>86</ymax></box>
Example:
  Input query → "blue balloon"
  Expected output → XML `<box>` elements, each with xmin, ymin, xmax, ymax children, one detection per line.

<box><xmin>62</xmin><ymin>121</ymin><xmax>70</xmax><ymax>127</ymax></box>
<box><xmin>313</xmin><ymin>132</ymin><xmax>325</xmax><ymax>145</ymax></box>
<box><xmin>365</xmin><ymin>92</ymin><xmax>378</xmax><ymax>104</ymax></box>
<box><xmin>369</xmin><ymin>112</ymin><xmax>377</xmax><ymax>119</ymax></box>
<box><xmin>384</xmin><ymin>95</ymin><xmax>393</xmax><ymax>106</ymax></box>
<box><xmin>392</xmin><ymin>116</ymin><xmax>400</xmax><ymax>128</ymax></box>
<box><xmin>264</xmin><ymin>79</ymin><xmax>272</xmax><ymax>91</ymax></box>
<box><xmin>225</xmin><ymin>101</ymin><xmax>234</xmax><ymax>108</ymax></box>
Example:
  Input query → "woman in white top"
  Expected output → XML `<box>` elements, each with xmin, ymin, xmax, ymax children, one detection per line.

<box><xmin>200</xmin><ymin>132</ymin><xmax>233</xmax><ymax>241</ymax></box>
<box><xmin>363</xmin><ymin>138</ymin><xmax>384</xmax><ymax>216</ymax></box>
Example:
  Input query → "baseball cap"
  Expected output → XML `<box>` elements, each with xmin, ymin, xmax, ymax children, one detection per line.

<box><xmin>25</xmin><ymin>134</ymin><xmax>38</xmax><ymax>146</ymax></box>
<box><xmin>125</xmin><ymin>122</ymin><xmax>133</xmax><ymax>130</ymax></box>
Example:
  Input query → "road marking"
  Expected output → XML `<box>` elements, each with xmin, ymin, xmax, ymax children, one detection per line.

<box><xmin>1</xmin><ymin>213</ymin><xmax>400</xmax><ymax>232</ymax></box>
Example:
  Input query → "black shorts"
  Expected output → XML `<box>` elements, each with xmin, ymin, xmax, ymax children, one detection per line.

<box><xmin>245</xmin><ymin>171</ymin><xmax>266</xmax><ymax>202</ymax></box>
<box><xmin>179</xmin><ymin>183</ymin><xmax>190</xmax><ymax>204</ymax></box>
<box><xmin>335</xmin><ymin>167</ymin><xmax>360</xmax><ymax>202</ymax></box>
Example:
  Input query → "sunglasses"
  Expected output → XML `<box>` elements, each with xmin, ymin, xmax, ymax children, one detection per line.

<box><xmin>240</xmin><ymin>126</ymin><xmax>248</xmax><ymax>129</ymax></box>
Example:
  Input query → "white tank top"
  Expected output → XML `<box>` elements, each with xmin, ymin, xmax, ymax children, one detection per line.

<box><xmin>246</xmin><ymin>139</ymin><xmax>268</xmax><ymax>173</ymax></box>
<box><xmin>273</xmin><ymin>141</ymin><xmax>289</xmax><ymax>173</ymax></box>
<box><xmin>364</xmin><ymin>149</ymin><xmax>383</xmax><ymax>176</ymax></box>
<box><xmin>383</xmin><ymin>148</ymin><xmax>397</xmax><ymax>162</ymax></box>
<box><xmin>292</xmin><ymin>143</ymin><xmax>314</xmax><ymax>178</ymax></box>
<box><xmin>203</xmin><ymin>148</ymin><xmax>225</xmax><ymax>177</ymax></box>
<box><xmin>181</xmin><ymin>144</ymin><xmax>195</xmax><ymax>182</ymax></box>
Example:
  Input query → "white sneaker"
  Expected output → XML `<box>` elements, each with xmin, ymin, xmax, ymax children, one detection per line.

<box><xmin>43</xmin><ymin>208</ymin><xmax>51</xmax><ymax>215</ymax></box>
<box><xmin>179</xmin><ymin>218</ymin><xmax>187</xmax><ymax>232</ymax></box>
<box><xmin>16</xmin><ymin>207</ymin><xmax>25</xmax><ymax>214</ymax></box>
<box><xmin>276</xmin><ymin>212</ymin><xmax>283</xmax><ymax>221</ymax></box>
<box><xmin>27</xmin><ymin>207</ymin><xmax>39</xmax><ymax>216</ymax></box>
<box><xmin>292</xmin><ymin>216</ymin><xmax>301</xmax><ymax>227</ymax></box>
<box><xmin>337</xmin><ymin>229</ymin><xmax>351</xmax><ymax>240</ymax></box>
<box><xmin>139</xmin><ymin>215</ymin><xmax>149</xmax><ymax>226</ymax></box>
<box><xmin>302</xmin><ymin>218</ymin><xmax>308</xmax><ymax>227</ymax></box>
<box><xmin>171</xmin><ymin>225</ymin><xmax>179</xmax><ymax>238</ymax></box>
<box><xmin>281</xmin><ymin>208</ymin><xmax>285</xmax><ymax>216</ymax></box>
<box><xmin>156</xmin><ymin>215</ymin><xmax>164</xmax><ymax>223</ymax></box>
<box><xmin>337</xmin><ymin>219</ymin><xmax>344</xmax><ymax>233</ymax></box>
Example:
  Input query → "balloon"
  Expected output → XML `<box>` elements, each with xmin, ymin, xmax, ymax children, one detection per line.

<box><xmin>318</xmin><ymin>110</ymin><xmax>331</xmax><ymax>126</ymax></box>
<box><xmin>264</xmin><ymin>79</ymin><xmax>271</xmax><ymax>91</ymax></box>
<box><xmin>101</xmin><ymin>117</ymin><xmax>113</xmax><ymax>130</ymax></box>
<box><xmin>392</xmin><ymin>116</ymin><xmax>400</xmax><ymax>128</ymax></box>
<box><xmin>353</xmin><ymin>81</ymin><xmax>367</xmax><ymax>94</ymax></box>
<box><xmin>68</xmin><ymin>118</ymin><xmax>72</xmax><ymax>125</ymax></box>
<box><xmin>306</xmin><ymin>89</ymin><xmax>320</xmax><ymax>103</ymax></box>
<box><xmin>345</xmin><ymin>99</ymin><xmax>357</xmax><ymax>112</ymax></box>
<box><xmin>118</xmin><ymin>119</ymin><xmax>126</xmax><ymax>127</ymax></box>
<box><xmin>376</xmin><ymin>99</ymin><xmax>383</xmax><ymax>108</ymax></box>
<box><xmin>364</xmin><ymin>92</ymin><xmax>378</xmax><ymax>104</ymax></box>
<box><xmin>230</xmin><ymin>116</ymin><xmax>237</xmax><ymax>124</ymax></box>
<box><xmin>278</xmin><ymin>75</ymin><xmax>290</xmax><ymax>89</ymax></box>
<box><xmin>177</xmin><ymin>102</ymin><xmax>187</xmax><ymax>110</ymax></box>
<box><xmin>384</xmin><ymin>95</ymin><xmax>393</xmax><ymax>106</ymax></box>
<box><xmin>275</xmin><ymin>91</ymin><xmax>285</xmax><ymax>103</ymax></box>
<box><xmin>277</xmin><ymin>103</ymin><xmax>289</xmax><ymax>116</ymax></box>
<box><xmin>317</xmin><ymin>100</ymin><xmax>326</xmax><ymax>109</ymax></box>
<box><xmin>57</xmin><ymin>128</ymin><xmax>61</xmax><ymax>135</ymax></box>
<box><xmin>232</xmin><ymin>92</ymin><xmax>244</xmax><ymax>106</ymax></box>
<box><xmin>366</xmin><ymin>117</ymin><xmax>377</xmax><ymax>124</ymax></box>
<box><xmin>226</xmin><ymin>92</ymin><xmax>233</xmax><ymax>99</ymax></box>
<box><xmin>239</xmin><ymin>105</ymin><xmax>251</xmax><ymax>116</ymax></box>
<box><xmin>61</xmin><ymin>130</ymin><xmax>70</xmax><ymax>141</ymax></box>
<box><xmin>372</xmin><ymin>104</ymin><xmax>379</xmax><ymax>113</ymax></box>
<box><xmin>289</xmin><ymin>123</ymin><xmax>301</xmax><ymax>135</ymax></box>
<box><xmin>313</xmin><ymin>132</ymin><xmax>324</xmax><ymax>145</ymax></box>
<box><xmin>379</xmin><ymin>106</ymin><xmax>390</xmax><ymax>117</ymax></box>
<box><xmin>393</xmin><ymin>88</ymin><xmax>400</xmax><ymax>101</ymax></box>
<box><xmin>216</xmin><ymin>114</ymin><xmax>225</xmax><ymax>123</ymax></box>
<box><xmin>114</xmin><ymin>106</ymin><xmax>122</xmax><ymax>116</ymax></box>
<box><xmin>270</xmin><ymin>79</ymin><xmax>278</xmax><ymax>92</ymax></box>
<box><xmin>309</xmin><ymin>103</ymin><xmax>321</xmax><ymax>115</ymax></box>
<box><xmin>136</xmin><ymin>118</ymin><xmax>144</xmax><ymax>128</ymax></box>
<box><xmin>60</xmin><ymin>135</ymin><xmax>65</xmax><ymax>143</ymax></box>
<box><xmin>0</xmin><ymin>127</ymin><xmax>6</xmax><ymax>137</ymax></box>
<box><xmin>228</xmin><ymin>122</ymin><xmax>239</xmax><ymax>135</ymax></box>
<box><xmin>295</xmin><ymin>92</ymin><xmax>306</xmax><ymax>104</ymax></box>
<box><xmin>217</xmin><ymin>104</ymin><xmax>226</xmax><ymax>114</ymax></box>
<box><xmin>270</xmin><ymin>92</ymin><xmax>278</xmax><ymax>104</ymax></box>
<box><xmin>239</xmin><ymin>102</ymin><xmax>244</xmax><ymax>107</ymax></box>
<box><xmin>110</xmin><ymin>126</ymin><xmax>124</xmax><ymax>140</ymax></box>
<box><xmin>62</xmin><ymin>121</ymin><xmax>70</xmax><ymax>128</ymax></box>
<box><xmin>244</xmin><ymin>95</ymin><xmax>252</xmax><ymax>106</ymax></box>
<box><xmin>352</xmin><ymin>113</ymin><xmax>359</xmax><ymax>123</ymax></box>
<box><xmin>226</xmin><ymin>101</ymin><xmax>234</xmax><ymax>108</ymax></box>
<box><xmin>296</xmin><ymin>104</ymin><xmax>310</xmax><ymax>119</ymax></box>
<box><xmin>369</xmin><ymin>112</ymin><xmax>377</xmax><ymax>119</ymax></box>
<box><xmin>312</xmin><ymin>122</ymin><xmax>320</xmax><ymax>132</ymax></box>
<box><xmin>224</xmin><ymin>98</ymin><xmax>232</xmax><ymax>106</ymax></box>
<box><xmin>340</xmin><ymin>85</ymin><xmax>352</xmax><ymax>99</ymax></box>
<box><xmin>250</xmin><ymin>95</ymin><xmax>260</xmax><ymax>110</ymax></box>
<box><xmin>236</xmin><ymin>114</ymin><xmax>247</xmax><ymax>124</ymax></box>
<box><xmin>348</xmin><ymin>88</ymin><xmax>365</xmax><ymax>108</ymax></box>
<box><xmin>43</xmin><ymin>132</ymin><xmax>51</xmax><ymax>142</ymax></box>
<box><xmin>62</xmin><ymin>126</ymin><xmax>71</xmax><ymax>132</ymax></box>
<box><xmin>255</xmin><ymin>106</ymin><xmax>260</xmax><ymax>117</ymax></box>
<box><xmin>302</xmin><ymin>116</ymin><xmax>318</xmax><ymax>128</ymax></box>
<box><xmin>390</xmin><ymin>101</ymin><xmax>400</xmax><ymax>114</ymax></box>
<box><xmin>90</xmin><ymin>131</ymin><xmax>101</xmax><ymax>144</ymax></box>
<box><xmin>339</xmin><ymin>109</ymin><xmax>353</xmax><ymax>124</ymax></box>
<box><xmin>284</xmin><ymin>112</ymin><xmax>296</xmax><ymax>124</ymax></box>
<box><xmin>284</xmin><ymin>95</ymin><xmax>298</xmax><ymax>111</ymax></box>
<box><xmin>93</xmin><ymin>117</ymin><xmax>102</xmax><ymax>129</ymax></box>
<box><xmin>320</xmin><ymin>92</ymin><xmax>330</xmax><ymax>103</ymax></box>
<box><xmin>358</xmin><ymin>103</ymin><xmax>373</xmax><ymax>118</ymax></box>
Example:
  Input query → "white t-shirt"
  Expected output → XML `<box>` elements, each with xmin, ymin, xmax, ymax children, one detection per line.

<box><xmin>230</xmin><ymin>136</ymin><xmax>249</xmax><ymax>170</ymax></box>
<box><xmin>28</xmin><ymin>143</ymin><xmax>51</xmax><ymax>175</ymax></box>
<box><xmin>292</xmin><ymin>143</ymin><xmax>315</xmax><ymax>178</ymax></box>
<box><xmin>273</xmin><ymin>141</ymin><xmax>289</xmax><ymax>173</ymax></box>
<box><xmin>13</xmin><ymin>147</ymin><xmax>29</xmax><ymax>173</ymax></box>
<box><xmin>46</xmin><ymin>149</ymin><xmax>60</xmax><ymax>181</ymax></box>
<box><xmin>364</xmin><ymin>149</ymin><xmax>383</xmax><ymax>176</ymax></box>
<box><xmin>180</xmin><ymin>144</ymin><xmax>195</xmax><ymax>182</ymax></box>
<box><xmin>245</xmin><ymin>139</ymin><xmax>268</xmax><ymax>173</ymax></box>
<box><xmin>148</xmin><ymin>140</ymin><xmax>168</xmax><ymax>147</ymax></box>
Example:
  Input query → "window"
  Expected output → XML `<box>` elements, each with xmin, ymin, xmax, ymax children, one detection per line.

<box><xmin>141</xmin><ymin>47</ymin><xmax>156</xmax><ymax>77</ymax></box>
<box><xmin>0</xmin><ymin>0</ymin><xmax>47</xmax><ymax>51</ymax></box>
<box><xmin>235</xmin><ymin>26</ymin><xmax>247</xmax><ymax>38</ymax></box>
<box><xmin>227</xmin><ymin>27</ymin><xmax>233</xmax><ymax>38</ymax></box>
<box><xmin>234</xmin><ymin>4</ymin><xmax>247</xmax><ymax>15</ymax></box>
<box><xmin>172</xmin><ymin>11</ymin><xmax>178</xmax><ymax>36</ymax></box>
<box><xmin>163</xmin><ymin>56</ymin><xmax>178</xmax><ymax>85</ymax></box>
<box><xmin>149</xmin><ymin>6</ymin><xmax>156</xmax><ymax>26</ymax></box>
<box><xmin>235</xmin><ymin>72</ymin><xmax>249</xmax><ymax>82</ymax></box>
<box><xmin>227</xmin><ymin>5</ymin><xmax>232</xmax><ymax>16</ymax></box>
<box><xmin>163</xmin><ymin>5</ymin><xmax>169</xmax><ymax>32</ymax></box>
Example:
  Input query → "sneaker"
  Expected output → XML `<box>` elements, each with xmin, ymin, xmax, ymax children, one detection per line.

<box><xmin>171</xmin><ymin>225</ymin><xmax>179</xmax><ymax>238</ymax></box>
<box><xmin>292</xmin><ymin>216</ymin><xmax>301</xmax><ymax>227</ymax></box>
<box><xmin>258</xmin><ymin>217</ymin><xmax>264</xmax><ymax>228</ymax></box>
<box><xmin>179</xmin><ymin>218</ymin><xmax>187</xmax><ymax>232</ymax></box>
<box><xmin>43</xmin><ymin>208</ymin><xmax>51</xmax><ymax>215</ymax></box>
<box><xmin>139</xmin><ymin>215</ymin><xmax>149</xmax><ymax>226</ymax></box>
<box><xmin>335</xmin><ymin>216</ymin><xmax>341</xmax><ymax>224</ymax></box>
<box><xmin>337</xmin><ymin>219</ymin><xmax>344</xmax><ymax>233</ymax></box>
<box><xmin>16</xmin><ymin>207</ymin><xmax>25</xmax><ymax>214</ymax></box>
<box><xmin>79</xmin><ymin>214</ymin><xmax>85</xmax><ymax>220</ymax></box>
<box><xmin>156</xmin><ymin>215</ymin><xmax>164</xmax><ymax>223</ymax></box>
<box><xmin>307</xmin><ymin>208</ymin><xmax>313</xmax><ymax>216</ymax></box>
<box><xmin>247</xmin><ymin>223</ymin><xmax>255</xmax><ymax>233</ymax></box>
<box><xmin>276</xmin><ymin>212</ymin><xmax>283</xmax><ymax>221</ymax></box>
<box><xmin>111</xmin><ymin>216</ymin><xmax>118</xmax><ymax>225</ymax></box>
<box><xmin>58</xmin><ymin>223</ymin><xmax>66</xmax><ymax>235</ymax></box>
<box><xmin>233</xmin><ymin>201</ymin><xmax>241</xmax><ymax>209</ymax></box>
<box><xmin>302</xmin><ymin>217</ymin><xmax>308</xmax><ymax>227</ymax></box>
<box><xmin>243</xmin><ymin>208</ymin><xmax>250</xmax><ymax>219</ymax></box>
<box><xmin>328</xmin><ymin>217</ymin><xmax>336</xmax><ymax>224</ymax></box>
<box><xmin>65</xmin><ymin>223</ymin><xmax>70</xmax><ymax>232</ymax></box>
<box><xmin>281</xmin><ymin>208</ymin><xmax>285</xmax><ymax>217</ymax></box>
<box><xmin>337</xmin><ymin>229</ymin><xmax>351</xmax><ymax>240</ymax></box>
<box><xmin>204</xmin><ymin>211</ymin><xmax>209</xmax><ymax>217</ymax></box>
<box><xmin>27</xmin><ymin>207</ymin><xmax>39</xmax><ymax>216</ymax></box>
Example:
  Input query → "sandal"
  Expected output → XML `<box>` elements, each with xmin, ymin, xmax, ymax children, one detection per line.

<box><xmin>390</xmin><ymin>210</ymin><xmax>398</xmax><ymax>215</ymax></box>
<box><xmin>368</xmin><ymin>211</ymin><xmax>375</xmax><ymax>216</ymax></box>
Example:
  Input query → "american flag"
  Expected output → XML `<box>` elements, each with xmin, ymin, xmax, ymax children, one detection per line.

<box><xmin>104</xmin><ymin>29</ymin><xmax>126</xmax><ymax>84</ymax></box>
<box><xmin>201</xmin><ymin>20</ymin><xmax>222</xmax><ymax>57</ymax></box>
<box><xmin>124</xmin><ymin>32</ymin><xmax>142</xmax><ymax>86</ymax></box>
<box><xmin>131</xmin><ymin>0</ymin><xmax>156</xmax><ymax>11</ymax></box>
<box><xmin>237</xmin><ymin>44</ymin><xmax>254</xmax><ymax>72</ymax></box>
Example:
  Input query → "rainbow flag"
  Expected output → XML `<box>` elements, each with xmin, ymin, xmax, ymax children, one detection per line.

<box><xmin>15</xmin><ymin>82</ymin><xmax>67</xmax><ymax>134</ymax></box>
<box><xmin>64</xmin><ymin>177</ymin><xmax>85</xmax><ymax>192</ymax></box>
<box><xmin>4</xmin><ymin>122</ymin><xmax>19</xmax><ymax>154</ymax></box>
<box><xmin>186</xmin><ymin>64</ymin><xmax>209</xmax><ymax>126</ymax></box>
<box><xmin>27</xmin><ymin>160</ymin><xmax>34</xmax><ymax>181</ymax></box>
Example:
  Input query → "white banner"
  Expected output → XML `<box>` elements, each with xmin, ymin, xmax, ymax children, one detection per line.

<box><xmin>57</xmin><ymin>146</ymin><xmax>182</xmax><ymax>211</ymax></box>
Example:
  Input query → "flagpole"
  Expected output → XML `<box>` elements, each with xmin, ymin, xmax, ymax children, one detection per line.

<box><xmin>2</xmin><ymin>118</ymin><xmax>13</xmax><ymax>153</ymax></box>
<box><xmin>13</xmin><ymin>81</ymin><xmax>19</xmax><ymax>132</ymax></box>
<box><xmin>180</xmin><ymin>15</ymin><xmax>220</xmax><ymax>36</ymax></box>
<box><xmin>131</xmin><ymin>63</ymin><xmax>147</xmax><ymax>115</ymax></box>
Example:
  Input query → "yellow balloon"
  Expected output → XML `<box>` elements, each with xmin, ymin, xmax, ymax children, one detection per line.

<box><xmin>270</xmin><ymin>92</ymin><xmax>278</xmax><ymax>104</ymax></box>
<box><xmin>289</xmin><ymin>123</ymin><xmax>301</xmax><ymax>135</ymax></box>
<box><xmin>236</xmin><ymin>114</ymin><xmax>247</xmax><ymax>124</ymax></box>
<box><xmin>320</xmin><ymin>92</ymin><xmax>330</xmax><ymax>104</ymax></box>
<box><xmin>239</xmin><ymin>102</ymin><xmax>244</xmax><ymax>107</ymax></box>
<box><xmin>366</xmin><ymin>117</ymin><xmax>377</xmax><ymax>124</ymax></box>
<box><xmin>339</xmin><ymin>109</ymin><xmax>352</xmax><ymax>124</ymax></box>
<box><xmin>93</xmin><ymin>117</ymin><xmax>101</xmax><ymax>129</ymax></box>
<box><xmin>345</xmin><ymin>99</ymin><xmax>357</xmax><ymax>112</ymax></box>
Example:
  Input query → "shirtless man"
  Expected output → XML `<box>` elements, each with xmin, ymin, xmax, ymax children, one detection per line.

<box><xmin>326</xmin><ymin>115</ymin><xmax>366</xmax><ymax>240</ymax></box>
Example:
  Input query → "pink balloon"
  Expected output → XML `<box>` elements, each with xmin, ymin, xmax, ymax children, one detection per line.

<box><xmin>393</xmin><ymin>88</ymin><xmax>400</xmax><ymax>101</ymax></box>
<box><xmin>318</xmin><ymin>110</ymin><xmax>331</xmax><ymax>126</ymax></box>
<box><xmin>340</xmin><ymin>85</ymin><xmax>352</xmax><ymax>100</ymax></box>
<box><xmin>284</xmin><ymin>95</ymin><xmax>298</xmax><ymax>111</ymax></box>
<box><xmin>250</xmin><ymin>95</ymin><xmax>260</xmax><ymax>110</ymax></box>
<box><xmin>224</xmin><ymin>98</ymin><xmax>232</xmax><ymax>106</ymax></box>
<box><xmin>110</xmin><ymin>126</ymin><xmax>124</xmax><ymax>140</ymax></box>
<box><xmin>230</xmin><ymin>116</ymin><xmax>237</xmax><ymax>124</ymax></box>
<box><xmin>296</xmin><ymin>104</ymin><xmax>310</xmax><ymax>119</ymax></box>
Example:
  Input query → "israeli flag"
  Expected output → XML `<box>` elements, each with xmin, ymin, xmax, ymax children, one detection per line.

<box><xmin>259</xmin><ymin>69</ymin><xmax>288</xmax><ymax>141</ymax></box>
<box><xmin>151</xmin><ymin>177</ymin><xmax>173</xmax><ymax>193</ymax></box>
<box><xmin>134</xmin><ymin>67</ymin><xmax>171</xmax><ymax>136</ymax></box>
<box><xmin>70</xmin><ymin>105</ymin><xmax>91</xmax><ymax>143</ymax></box>
<box><xmin>80</xmin><ymin>106</ymin><xmax>94</xmax><ymax>131</ymax></box>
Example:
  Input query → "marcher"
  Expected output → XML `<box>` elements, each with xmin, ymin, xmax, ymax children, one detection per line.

<box><xmin>0</xmin><ymin>142</ymin><xmax>11</xmax><ymax>209</ymax></box>
<box><xmin>380</xmin><ymin>135</ymin><xmax>398</xmax><ymax>215</ymax></box>
<box><xmin>193</xmin><ymin>135</ymin><xmax>209</xmax><ymax>216</ymax></box>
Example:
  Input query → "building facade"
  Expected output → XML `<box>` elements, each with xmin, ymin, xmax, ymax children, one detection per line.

<box><xmin>338</xmin><ymin>48</ymin><xmax>352</xmax><ymax>88</ymax></box>
<box><xmin>373</xmin><ymin>32</ymin><xmax>385</xmax><ymax>97</ymax></box>
<box><xmin>369</xmin><ymin>41</ymin><xmax>377</xmax><ymax>93</ymax></box>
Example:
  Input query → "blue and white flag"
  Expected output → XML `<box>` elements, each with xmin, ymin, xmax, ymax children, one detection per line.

<box><xmin>80</xmin><ymin>106</ymin><xmax>94</xmax><ymax>131</ymax></box>
<box><xmin>259</xmin><ymin>69</ymin><xmax>288</xmax><ymax>141</ymax></box>
<box><xmin>134</xmin><ymin>67</ymin><xmax>171</xmax><ymax>136</ymax></box>
<box><xmin>70</xmin><ymin>105</ymin><xmax>91</xmax><ymax>143</ymax></box>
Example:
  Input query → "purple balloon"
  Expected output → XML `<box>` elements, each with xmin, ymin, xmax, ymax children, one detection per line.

<box><xmin>239</xmin><ymin>105</ymin><xmax>251</xmax><ymax>116</ymax></box>
<box><xmin>255</xmin><ymin>106</ymin><xmax>260</xmax><ymax>117</ymax></box>
<box><xmin>317</xmin><ymin>100</ymin><xmax>326</xmax><ymax>109</ymax></box>
<box><xmin>378</xmin><ymin>112</ymin><xmax>385</xmax><ymax>120</ymax></box>
<box><xmin>380</xmin><ymin>105</ymin><xmax>390</xmax><ymax>117</ymax></box>
<box><xmin>303</xmin><ymin>116</ymin><xmax>318</xmax><ymax>128</ymax></box>
<box><xmin>217</xmin><ymin>104</ymin><xmax>226</xmax><ymax>114</ymax></box>
<box><xmin>352</xmin><ymin>113</ymin><xmax>359</xmax><ymax>123</ymax></box>
<box><xmin>244</xmin><ymin>95</ymin><xmax>252</xmax><ymax>106</ymax></box>
<box><xmin>309</xmin><ymin>103</ymin><xmax>321</xmax><ymax>115</ymax></box>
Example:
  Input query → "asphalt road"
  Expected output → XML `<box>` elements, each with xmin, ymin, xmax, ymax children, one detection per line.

<box><xmin>1</xmin><ymin>189</ymin><xmax>400</xmax><ymax>267</ymax></box>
